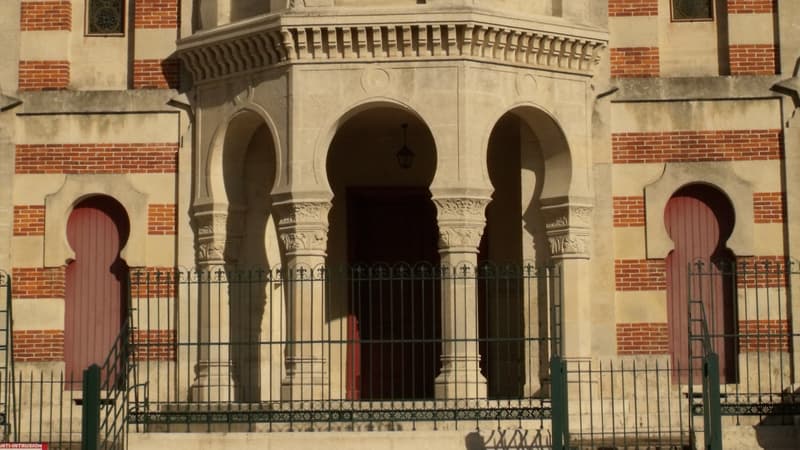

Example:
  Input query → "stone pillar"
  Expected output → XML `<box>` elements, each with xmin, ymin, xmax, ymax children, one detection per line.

<box><xmin>190</xmin><ymin>204</ymin><xmax>242</xmax><ymax>402</ymax></box>
<box><xmin>433</xmin><ymin>196</ymin><xmax>489</xmax><ymax>400</ymax></box>
<box><xmin>273</xmin><ymin>199</ymin><xmax>331</xmax><ymax>401</ymax></box>
<box><xmin>541</xmin><ymin>199</ymin><xmax>593</xmax><ymax>359</ymax></box>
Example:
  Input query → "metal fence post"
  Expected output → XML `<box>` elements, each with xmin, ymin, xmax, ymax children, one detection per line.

<box><xmin>82</xmin><ymin>364</ymin><xmax>101</xmax><ymax>450</ymax></box>
<box><xmin>703</xmin><ymin>353</ymin><xmax>722</xmax><ymax>450</ymax></box>
<box><xmin>551</xmin><ymin>355</ymin><xmax>568</xmax><ymax>450</ymax></box>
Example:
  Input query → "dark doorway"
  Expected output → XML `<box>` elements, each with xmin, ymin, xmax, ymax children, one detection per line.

<box><xmin>665</xmin><ymin>184</ymin><xmax>736</xmax><ymax>383</ymax></box>
<box><xmin>65</xmin><ymin>196</ymin><xmax>130</xmax><ymax>383</ymax></box>
<box><xmin>346</xmin><ymin>188</ymin><xmax>441</xmax><ymax>400</ymax></box>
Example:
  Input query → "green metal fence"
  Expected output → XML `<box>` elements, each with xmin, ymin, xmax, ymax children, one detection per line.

<box><xmin>125</xmin><ymin>263</ymin><xmax>562</xmax><ymax>433</ymax></box>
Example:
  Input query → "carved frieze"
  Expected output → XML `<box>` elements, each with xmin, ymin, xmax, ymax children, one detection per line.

<box><xmin>547</xmin><ymin>233</ymin><xmax>589</xmax><ymax>258</ymax></box>
<box><xmin>178</xmin><ymin>19</ymin><xmax>606</xmax><ymax>83</ymax></box>
<box><xmin>433</xmin><ymin>197</ymin><xmax>489</xmax><ymax>222</ymax></box>
<box><xmin>275</xmin><ymin>201</ymin><xmax>331</xmax><ymax>227</ymax></box>
<box><xmin>279</xmin><ymin>230</ymin><xmax>328</xmax><ymax>252</ymax></box>
<box><xmin>438</xmin><ymin>226</ymin><xmax>484</xmax><ymax>250</ymax></box>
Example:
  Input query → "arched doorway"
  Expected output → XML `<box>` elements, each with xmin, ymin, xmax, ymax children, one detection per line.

<box><xmin>219</xmin><ymin>110</ymin><xmax>280</xmax><ymax>402</ymax></box>
<box><xmin>326</xmin><ymin>105</ymin><xmax>440</xmax><ymax>400</ymax></box>
<box><xmin>65</xmin><ymin>195</ymin><xmax>130</xmax><ymax>381</ymax></box>
<box><xmin>482</xmin><ymin>108</ymin><xmax>564</xmax><ymax>397</ymax></box>
<box><xmin>665</xmin><ymin>184</ymin><xmax>736</xmax><ymax>383</ymax></box>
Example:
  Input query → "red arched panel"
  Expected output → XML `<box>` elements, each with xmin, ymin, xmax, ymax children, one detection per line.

<box><xmin>65</xmin><ymin>196</ymin><xmax>129</xmax><ymax>382</ymax></box>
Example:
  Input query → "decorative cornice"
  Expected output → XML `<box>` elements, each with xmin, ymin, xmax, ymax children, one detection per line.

<box><xmin>178</xmin><ymin>19</ymin><xmax>606</xmax><ymax>83</ymax></box>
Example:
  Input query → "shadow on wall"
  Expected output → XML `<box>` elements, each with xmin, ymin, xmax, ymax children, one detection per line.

<box><xmin>465</xmin><ymin>429</ymin><xmax>550</xmax><ymax>450</ymax></box>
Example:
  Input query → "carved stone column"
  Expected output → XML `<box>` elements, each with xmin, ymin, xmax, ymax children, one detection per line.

<box><xmin>273</xmin><ymin>199</ymin><xmax>331</xmax><ymax>401</ymax></box>
<box><xmin>541</xmin><ymin>199</ymin><xmax>593</xmax><ymax>359</ymax></box>
<box><xmin>433</xmin><ymin>196</ymin><xmax>490</xmax><ymax>400</ymax></box>
<box><xmin>190</xmin><ymin>203</ymin><xmax>242</xmax><ymax>402</ymax></box>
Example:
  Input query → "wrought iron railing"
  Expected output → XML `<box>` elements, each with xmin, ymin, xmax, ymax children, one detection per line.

<box><xmin>126</xmin><ymin>263</ymin><xmax>562</xmax><ymax>432</ymax></box>
<box><xmin>688</xmin><ymin>259</ymin><xmax>800</xmax><ymax>420</ymax></box>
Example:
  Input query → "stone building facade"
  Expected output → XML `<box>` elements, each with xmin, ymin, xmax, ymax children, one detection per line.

<box><xmin>0</xmin><ymin>0</ymin><xmax>799</xmax><ymax>442</ymax></box>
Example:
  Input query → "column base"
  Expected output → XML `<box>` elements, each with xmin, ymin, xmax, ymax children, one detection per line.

<box><xmin>434</xmin><ymin>359</ymin><xmax>487</xmax><ymax>400</ymax></box>
<box><xmin>190</xmin><ymin>362</ymin><xmax>235</xmax><ymax>402</ymax></box>
<box><xmin>280</xmin><ymin>356</ymin><xmax>328</xmax><ymax>401</ymax></box>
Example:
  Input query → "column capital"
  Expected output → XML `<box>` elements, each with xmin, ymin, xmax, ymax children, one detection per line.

<box><xmin>541</xmin><ymin>200</ymin><xmax>593</xmax><ymax>260</ymax></box>
<box><xmin>192</xmin><ymin>204</ymin><xmax>246</xmax><ymax>266</ymax></box>
<box><xmin>433</xmin><ymin>196</ymin><xmax>490</xmax><ymax>253</ymax></box>
<box><xmin>273</xmin><ymin>200</ymin><xmax>332</xmax><ymax>258</ymax></box>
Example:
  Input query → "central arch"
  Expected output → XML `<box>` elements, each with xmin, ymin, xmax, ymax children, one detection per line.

<box><xmin>326</xmin><ymin>104</ymin><xmax>440</xmax><ymax>400</ymax></box>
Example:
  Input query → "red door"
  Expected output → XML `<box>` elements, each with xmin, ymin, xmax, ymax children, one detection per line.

<box><xmin>65</xmin><ymin>196</ymin><xmax>129</xmax><ymax>382</ymax></box>
<box><xmin>665</xmin><ymin>185</ymin><xmax>735</xmax><ymax>383</ymax></box>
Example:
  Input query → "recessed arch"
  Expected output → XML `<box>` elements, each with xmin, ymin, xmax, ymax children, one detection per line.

<box><xmin>481</xmin><ymin>103</ymin><xmax>573</xmax><ymax>201</ymax></box>
<box><xmin>313</xmin><ymin>97</ymin><xmax>442</xmax><ymax>195</ymax></box>
<box><xmin>204</xmin><ymin>104</ymin><xmax>283</xmax><ymax>205</ymax></box>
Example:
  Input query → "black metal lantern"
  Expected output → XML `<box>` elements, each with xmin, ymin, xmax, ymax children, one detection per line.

<box><xmin>396</xmin><ymin>123</ymin><xmax>415</xmax><ymax>169</ymax></box>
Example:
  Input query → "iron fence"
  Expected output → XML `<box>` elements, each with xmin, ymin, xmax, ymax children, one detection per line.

<box><xmin>688</xmin><ymin>259</ymin><xmax>800</xmax><ymax>424</ymax></box>
<box><xmin>126</xmin><ymin>263</ymin><xmax>562</xmax><ymax>432</ymax></box>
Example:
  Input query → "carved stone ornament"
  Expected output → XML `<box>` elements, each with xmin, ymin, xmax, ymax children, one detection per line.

<box><xmin>196</xmin><ymin>212</ymin><xmax>228</xmax><ymax>237</ymax></box>
<box><xmin>196</xmin><ymin>240</ymin><xmax>225</xmax><ymax>263</ymax></box>
<box><xmin>438</xmin><ymin>226</ymin><xmax>484</xmax><ymax>250</ymax></box>
<box><xmin>433</xmin><ymin>197</ymin><xmax>489</xmax><ymax>222</ymax></box>
<box><xmin>279</xmin><ymin>230</ymin><xmax>328</xmax><ymax>252</ymax></box>
<box><xmin>547</xmin><ymin>232</ymin><xmax>590</xmax><ymax>258</ymax></box>
<box><xmin>543</xmin><ymin>204</ymin><xmax>593</xmax><ymax>231</ymax></box>
<box><xmin>275</xmin><ymin>202</ymin><xmax>331</xmax><ymax>227</ymax></box>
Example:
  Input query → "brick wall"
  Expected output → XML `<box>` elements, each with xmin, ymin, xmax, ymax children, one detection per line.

<box><xmin>738</xmin><ymin>319</ymin><xmax>789</xmax><ymax>352</ymax></box>
<box><xmin>13</xmin><ymin>205</ymin><xmax>45</xmax><ymax>236</ymax></box>
<box><xmin>132</xmin><ymin>330</ymin><xmax>176</xmax><ymax>361</ymax></box>
<box><xmin>615</xmin><ymin>259</ymin><xmax>666</xmax><ymax>291</ymax></box>
<box><xmin>15</xmin><ymin>143</ymin><xmax>178</xmax><ymax>174</ymax></box>
<box><xmin>727</xmin><ymin>0</ymin><xmax>775</xmax><ymax>14</ymax></box>
<box><xmin>612</xmin><ymin>129</ymin><xmax>782</xmax><ymax>163</ymax></box>
<box><xmin>13</xmin><ymin>330</ymin><xmax>64</xmax><ymax>362</ymax></box>
<box><xmin>753</xmin><ymin>192</ymin><xmax>784</xmax><ymax>223</ymax></box>
<box><xmin>609</xmin><ymin>0</ymin><xmax>658</xmax><ymax>16</ymax></box>
<box><xmin>12</xmin><ymin>267</ymin><xmax>65</xmax><ymax>298</ymax></box>
<box><xmin>20</xmin><ymin>1</ymin><xmax>71</xmax><ymax>31</ymax></box>
<box><xmin>135</xmin><ymin>0</ymin><xmax>179</xmax><ymax>28</ymax></box>
<box><xmin>133</xmin><ymin>59</ymin><xmax>180</xmax><ymax>89</ymax></box>
<box><xmin>18</xmin><ymin>61</ymin><xmax>69</xmax><ymax>91</ymax></box>
<box><xmin>736</xmin><ymin>256</ymin><xmax>788</xmax><ymax>288</ymax></box>
<box><xmin>617</xmin><ymin>322</ymin><xmax>669</xmax><ymax>355</ymax></box>
<box><xmin>613</xmin><ymin>196</ymin><xmax>645</xmax><ymax>227</ymax></box>
<box><xmin>611</xmin><ymin>47</ymin><xmax>660</xmax><ymax>78</ymax></box>
<box><xmin>130</xmin><ymin>267</ymin><xmax>178</xmax><ymax>298</ymax></box>
<box><xmin>148</xmin><ymin>204</ymin><xmax>176</xmax><ymax>235</ymax></box>
<box><xmin>729</xmin><ymin>44</ymin><xmax>776</xmax><ymax>75</ymax></box>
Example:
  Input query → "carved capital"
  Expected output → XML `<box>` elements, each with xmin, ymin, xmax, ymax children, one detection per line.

<box><xmin>542</xmin><ymin>203</ymin><xmax>593</xmax><ymax>232</ymax></box>
<box><xmin>433</xmin><ymin>197</ymin><xmax>489</xmax><ymax>222</ymax></box>
<box><xmin>274</xmin><ymin>201</ymin><xmax>331</xmax><ymax>227</ymax></box>
<box><xmin>547</xmin><ymin>232</ymin><xmax>590</xmax><ymax>259</ymax></box>
<box><xmin>279</xmin><ymin>229</ymin><xmax>328</xmax><ymax>253</ymax></box>
<box><xmin>438</xmin><ymin>225</ymin><xmax>484</xmax><ymax>250</ymax></box>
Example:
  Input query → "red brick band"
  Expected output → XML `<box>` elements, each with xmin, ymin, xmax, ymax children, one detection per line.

<box><xmin>729</xmin><ymin>44</ymin><xmax>776</xmax><ymax>76</ymax></box>
<box><xmin>12</xmin><ymin>267</ymin><xmax>65</xmax><ymax>299</ymax></box>
<box><xmin>609</xmin><ymin>0</ymin><xmax>658</xmax><ymax>16</ymax></box>
<box><xmin>753</xmin><ymin>192</ymin><xmax>784</xmax><ymax>223</ymax></box>
<box><xmin>20</xmin><ymin>1</ymin><xmax>71</xmax><ymax>31</ymax></box>
<box><xmin>611</xmin><ymin>47</ymin><xmax>659</xmax><ymax>78</ymax></box>
<box><xmin>132</xmin><ymin>329</ymin><xmax>176</xmax><ymax>361</ymax></box>
<box><xmin>612</xmin><ymin>129</ymin><xmax>782</xmax><ymax>163</ymax></box>
<box><xmin>13</xmin><ymin>205</ymin><xmax>45</xmax><ymax>236</ymax></box>
<box><xmin>18</xmin><ymin>61</ymin><xmax>69</xmax><ymax>91</ymax></box>
<box><xmin>727</xmin><ymin>0</ymin><xmax>775</xmax><ymax>14</ymax></box>
<box><xmin>617</xmin><ymin>322</ymin><xmax>669</xmax><ymax>355</ymax></box>
<box><xmin>615</xmin><ymin>259</ymin><xmax>666</xmax><ymax>291</ymax></box>
<box><xmin>133</xmin><ymin>59</ymin><xmax>180</xmax><ymax>89</ymax></box>
<box><xmin>736</xmin><ymin>256</ymin><xmax>788</xmax><ymax>288</ymax></box>
<box><xmin>148</xmin><ymin>204</ymin><xmax>177</xmax><ymax>235</ymax></box>
<box><xmin>130</xmin><ymin>267</ymin><xmax>178</xmax><ymax>298</ymax></box>
<box><xmin>613</xmin><ymin>196</ymin><xmax>645</xmax><ymax>227</ymax></box>
<box><xmin>13</xmin><ymin>330</ymin><xmax>64</xmax><ymax>362</ymax></box>
<box><xmin>135</xmin><ymin>0</ymin><xmax>179</xmax><ymax>29</ymax></box>
<box><xmin>15</xmin><ymin>143</ymin><xmax>178</xmax><ymax>174</ymax></box>
<box><xmin>739</xmin><ymin>320</ymin><xmax>789</xmax><ymax>352</ymax></box>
